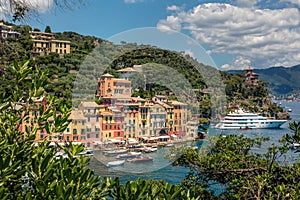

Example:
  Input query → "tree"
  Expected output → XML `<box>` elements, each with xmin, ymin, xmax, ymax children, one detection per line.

<box><xmin>45</xmin><ymin>25</ymin><xmax>51</xmax><ymax>33</ymax></box>
<box><xmin>0</xmin><ymin>61</ymin><xmax>102</xmax><ymax>199</ymax></box>
<box><xmin>174</xmin><ymin>122</ymin><xmax>300</xmax><ymax>199</ymax></box>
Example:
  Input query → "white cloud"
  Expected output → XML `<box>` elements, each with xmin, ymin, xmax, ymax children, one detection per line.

<box><xmin>183</xmin><ymin>49</ymin><xmax>196</xmax><ymax>59</ymax></box>
<box><xmin>167</xmin><ymin>5</ymin><xmax>181</xmax><ymax>11</ymax></box>
<box><xmin>124</xmin><ymin>0</ymin><xmax>142</xmax><ymax>3</ymax></box>
<box><xmin>157</xmin><ymin>3</ymin><xmax>300</xmax><ymax>68</ymax></box>
<box><xmin>27</xmin><ymin>0</ymin><xmax>53</xmax><ymax>13</ymax></box>
<box><xmin>0</xmin><ymin>0</ymin><xmax>53</xmax><ymax>19</ymax></box>
<box><xmin>221</xmin><ymin>56</ymin><xmax>252</xmax><ymax>70</ymax></box>
<box><xmin>157</xmin><ymin>15</ymin><xmax>181</xmax><ymax>32</ymax></box>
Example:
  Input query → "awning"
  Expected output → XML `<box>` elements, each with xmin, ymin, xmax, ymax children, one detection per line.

<box><xmin>157</xmin><ymin>135</ymin><xmax>170</xmax><ymax>139</ymax></box>
<box><xmin>72</xmin><ymin>142</ymin><xmax>83</xmax><ymax>145</ymax></box>
<box><xmin>93</xmin><ymin>141</ymin><xmax>103</xmax><ymax>145</ymax></box>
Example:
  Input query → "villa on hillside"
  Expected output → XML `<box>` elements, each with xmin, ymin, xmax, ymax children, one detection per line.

<box><xmin>30</xmin><ymin>31</ymin><xmax>70</xmax><ymax>57</ymax></box>
<box><xmin>0</xmin><ymin>22</ymin><xmax>20</xmax><ymax>41</ymax></box>
<box><xmin>244</xmin><ymin>66</ymin><xmax>259</xmax><ymax>86</ymax></box>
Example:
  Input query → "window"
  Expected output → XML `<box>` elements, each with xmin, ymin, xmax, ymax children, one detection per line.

<box><xmin>87</xmin><ymin>134</ymin><xmax>90</xmax><ymax>138</ymax></box>
<box><xmin>82</xmin><ymin>121</ymin><xmax>85</xmax><ymax>125</ymax></box>
<box><xmin>74</xmin><ymin>120</ymin><xmax>77</xmax><ymax>125</ymax></box>
<box><xmin>96</xmin><ymin>116</ymin><xmax>99</xmax><ymax>122</ymax></box>
<box><xmin>67</xmin><ymin>128</ymin><xmax>70</xmax><ymax>132</ymax></box>
<box><xmin>73</xmin><ymin>129</ymin><xmax>77</xmax><ymax>134</ymax></box>
<box><xmin>96</xmin><ymin>134</ymin><xmax>99</xmax><ymax>138</ymax></box>
<box><xmin>118</xmin><ymin>132</ymin><xmax>120</xmax><ymax>137</ymax></box>
<box><xmin>73</xmin><ymin>136</ymin><xmax>78</xmax><ymax>141</ymax></box>
<box><xmin>108</xmin><ymin>132</ymin><xmax>111</xmax><ymax>137</ymax></box>
<box><xmin>81</xmin><ymin>129</ymin><xmax>85</xmax><ymax>134</ymax></box>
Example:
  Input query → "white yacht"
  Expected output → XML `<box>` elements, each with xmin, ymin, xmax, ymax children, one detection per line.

<box><xmin>216</xmin><ymin>109</ymin><xmax>287</xmax><ymax>130</ymax></box>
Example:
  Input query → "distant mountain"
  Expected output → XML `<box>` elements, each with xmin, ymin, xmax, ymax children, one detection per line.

<box><xmin>228</xmin><ymin>65</ymin><xmax>300</xmax><ymax>95</ymax></box>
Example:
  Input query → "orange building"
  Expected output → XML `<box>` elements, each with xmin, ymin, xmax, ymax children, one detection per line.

<box><xmin>168</xmin><ymin>101</ymin><xmax>187</xmax><ymax>136</ymax></box>
<box><xmin>100</xmin><ymin>107</ymin><xmax>124</xmax><ymax>142</ymax></box>
<box><xmin>97</xmin><ymin>73</ymin><xmax>131</xmax><ymax>98</ymax></box>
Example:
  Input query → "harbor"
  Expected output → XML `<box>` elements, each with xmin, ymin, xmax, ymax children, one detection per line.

<box><xmin>89</xmin><ymin>101</ymin><xmax>300</xmax><ymax>184</ymax></box>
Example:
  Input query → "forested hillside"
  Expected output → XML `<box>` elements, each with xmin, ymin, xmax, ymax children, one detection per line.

<box><xmin>229</xmin><ymin>65</ymin><xmax>300</xmax><ymax>96</ymax></box>
<box><xmin>0</xmin><ymin>22</ymin><xmax>286</xmax><ymax>118</ymax></box>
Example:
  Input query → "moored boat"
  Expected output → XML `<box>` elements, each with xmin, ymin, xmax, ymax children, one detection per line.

<box><xmin>106</xmin><ymin>160</ymin><xmax>125</xmax><ymax>167</ymax></box>
<box><xmin>216</xmin><ymin>109</ymin><xmax>287</xmax><ymax>130</ymax></box>
<box><xmin>104</xmin><ymin>149</ymin><xmax>128</xmax><ymax>156</ymax></box>
<box><xmin>128</xmin><ymin>156</ymin><xmax>153</xmax><ymax>163</ymax></box>
<box><xmin>143</xmin><ymin>147</ymin><xmax>158</xmax><ymax>153</ymax></box>
<box><xmin>116</xmin><ymin>152</ymin><xmax>142</xmax><ymax>159</ymax></box>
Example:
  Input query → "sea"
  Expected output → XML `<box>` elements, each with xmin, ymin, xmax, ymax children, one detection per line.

<box><xmin>88</xmin><ymin>101</ymin><xmax>300</xmax><ymax>185</ymax></box>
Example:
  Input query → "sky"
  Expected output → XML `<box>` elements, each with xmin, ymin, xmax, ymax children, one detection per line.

<box><xmin>1</xmin><ymin>0</ymin><xmax>300</xmax><ymax>70</ymax></box>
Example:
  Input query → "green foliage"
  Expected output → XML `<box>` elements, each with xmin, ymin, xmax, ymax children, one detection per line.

<box><xmin>44</xmin><ymin>26</ymin><xmax>51</xmax><ymax>33</ymax></box>
<box><xmin>0</xmin><ymin>61</ymin><xmax>101</xmax><ymax>199</ymax></box>
<box><xmin>175</xmin><ymin>122</ymin><xmax>300</xmax><ymax>199</ymax></box>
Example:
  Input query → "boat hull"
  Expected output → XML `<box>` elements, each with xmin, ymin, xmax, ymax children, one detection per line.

<box><xmin>216</xmin><ymin>120</ymin><xmax>287</xmax><ymax>130</ymax></box>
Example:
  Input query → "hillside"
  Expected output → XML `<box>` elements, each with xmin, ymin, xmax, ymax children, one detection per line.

<box><xmin>0</xmin><ymin>22</ymin><xmax>287</xmax><ymax>118</ymax></box>
<box><xmin>229</xmin><ymin>65</ymin><xmax>300</xmax><ymax>96</ymax></box>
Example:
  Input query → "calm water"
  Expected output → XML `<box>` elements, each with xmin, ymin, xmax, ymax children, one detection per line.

<box><xmin>89</xmin><ymin>101</ymin><xmax>300</xmax><ymax>184</ymax></box>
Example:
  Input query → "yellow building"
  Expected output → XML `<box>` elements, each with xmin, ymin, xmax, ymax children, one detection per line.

<box><xmin>21</xmin><ymin>96</ymin><xmax>47</xmax><ymax>141</ymax></box>
<box><xmin>122</xmin><ymin>103</ymin><xmax>139</xmax><ymax>139</ymax></box>
<box><xmin>67</xmin><ymin>110</ymin><xmax>86</xmax><ymax>142</ymax></box>
<box><xmin>30</xmin><ymin>31</ymin><xmax>70</xmax><ymax>57</ymax></box>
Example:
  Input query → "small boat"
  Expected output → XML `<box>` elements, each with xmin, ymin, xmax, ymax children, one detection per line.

<box><xmin>106</xmin><ymin>160</ymin><xmax>125</xmax><ymax>167</ymax></box>
<box><xmin>288</xmin><ymin>108</ymin><xmax>292</xmax><ymax>112</ymax></box>
<box><xmin>128</xmin><ymin>156</ymin><xmax>153</xmax><ymax>163</ymax></box>
<box><xmin>143</xmin><ymin>147</ymin><xmax>158</xmax><ymax>153</ymax></box>
<box><xmin>290</xmin><ymin>143</ymin><xmax>300</xmax><ymax>150</ymax></box>
<box><xmin>104</xmin><ymin>149</ymin><xmax>127</xmax><ymax>156</ymax></box>
<box><xmin>116</xmin><ymin>152</ymin><xmax>141</xmax><ymax>159</ymax></box>
<box><xmin>77</xmin><ymin>149</ymin><xmax>94</xmax><ymax>157</ymax></box>
<box><xmin>165</xmin><ymin>143</ymin><xmax>174</xmax><ymax>147</ymax></box>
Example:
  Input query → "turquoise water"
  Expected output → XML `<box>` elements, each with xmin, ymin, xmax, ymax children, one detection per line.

<box><xmin>89</xmin><ymin>101</ymin><xmax>300</xmax><ymax>184</ymax></box>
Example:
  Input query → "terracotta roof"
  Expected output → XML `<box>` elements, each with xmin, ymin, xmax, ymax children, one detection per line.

<box><xmin>131</xmin><ymin>97</ymin><xmax>146</xmax><ymax>102</ymax></box>
<box><xmin>156</xmin><ymin>101</ymin><xmax>173</xmax><ymax>109</ymax></box>
<box><xmin>69</xmin><ymin>110</ymin><xmax>86</xmax><ymax>120</ymax></box>
<box><xmin>78</xmin><ymin>101</ymin><xmax>102</xmax><ymax>108</ymax></box>
<box><xmin>117</xmin><ymin>67</ymin><xmax>137</xmax><ymax>72</ymax></box>
<box><xmin>113</xmin><ymin>79</ymin><xmax>131</xmax><ymax>83</ymax></box>
<box><xmin>101</xmin><ymin>73</ymin><xmax>114</xmax><ymax>77</ymax></box>
<box><xmin>169</xmin><ymin>100</ymin><xmax>187</xmax><ymax>106</ymax></box>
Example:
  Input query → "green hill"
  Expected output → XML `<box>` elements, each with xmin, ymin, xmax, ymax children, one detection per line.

<box><xmin>228</xmin><ymin>65</ymin><xmax>300</xmax><ymax>96</ymax></box>
<box><xmin>255</xmin><ymin>65</ymin><xmax>300</xmax><ymax>95</ymax></box>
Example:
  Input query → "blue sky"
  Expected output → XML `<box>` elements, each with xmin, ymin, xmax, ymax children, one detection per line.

<box><xmin>2</xmin><ymin>0</ymin><xmax>300</xmax><ymax>70</ymax></box>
